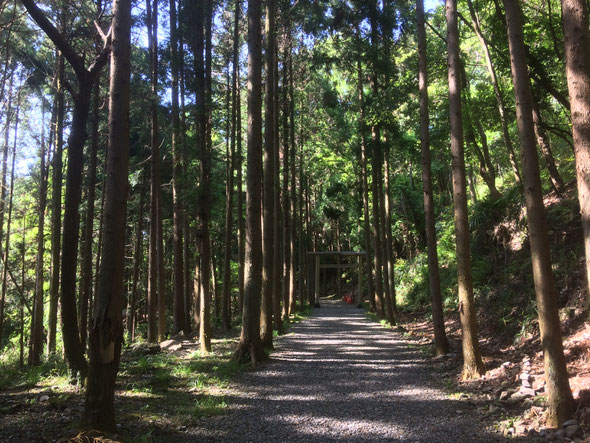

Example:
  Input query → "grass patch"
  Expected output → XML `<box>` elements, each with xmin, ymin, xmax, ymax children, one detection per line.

<box><xmin>188</xmin><ymin>395</ymin><xmax>228</xmax><ymax>419</ymax></box>
<box><xmin>0</xmin><ymin>354</ymin><xmax>69</xmax><ymax>391</ymax></box>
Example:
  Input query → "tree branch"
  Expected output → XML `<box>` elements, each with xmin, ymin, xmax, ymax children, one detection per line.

<box><xmin>88</xmin><ymin>25</ymin><xmax>113</xmax><ymax>77</ymax></box>
<box><xmin>1</xmin><ymin>253</ymin><xmax>32</xmax><ymax>316</ymax></box>
<box><xmin>20</xmin><ymin>0</ymin><xmax>87</xmax><ymax>79</ymax></box>
<box><xmin>425</xmin><ymin>19</ymin><xmax>446</xmax><ymax>43</ymax></box>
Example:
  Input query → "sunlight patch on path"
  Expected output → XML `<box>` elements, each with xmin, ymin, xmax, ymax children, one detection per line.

<box><xmin>190</xmin><ymin>299</ymin><xmax>506</xmax><ymax>442</ymax></box>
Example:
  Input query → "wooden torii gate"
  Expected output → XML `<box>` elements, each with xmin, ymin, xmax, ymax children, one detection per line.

<box><xmin>307</xmin><ymin>251</ymin><xmax>366</xmax><ymax>307</ymax></box>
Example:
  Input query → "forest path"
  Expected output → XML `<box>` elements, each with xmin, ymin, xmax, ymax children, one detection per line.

<box><xmin>193</xmin><ymin>299</ymin><xmax>506</xmax><ymax>442</ymax></box>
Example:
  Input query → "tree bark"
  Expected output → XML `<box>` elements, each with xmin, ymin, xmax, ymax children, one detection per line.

<box><xmin>170</xmin><ymin>0</ymin><xmax>185</xmax><ymax>335</ymax></box>
<box><xmin>417</xmin><ymin>0</ymin><xmax>449</xmax><ymax>356</ymax></box>
<box><xmin>357</xmin><ymin>58</ymin><xmax>375</xmax><ymax>312</ymax></box>
<box><xmin>233</xmin><ymin>0</ymin><xmax>265</xmax><ymax>365</ymax></box>
<box><xmin>272</xmin><ymin>35</ymin><xmax>283</xmax><ymax>330</ymax></box>
<box><xmin>282</xmin><ymin>42</ymin><xmax>291</xmax><ymax>318</ymax></box>
<box><xmin>504</xmin><ymin>0</ymin><xmax>575</xmax><ymax>425</ymax></box>
<box><xmin>19</xmin><ymin>211</ymin><xmax>25</xmax><ymax>368</ymax></box>
<box><xmin>465</xmin><ymin>0</ymin><xmax>522</xmax><ymax>185</ymax></box>
<box><xmin>47</xmin><ymin>50</ymin><xmax>62</xmax><ymax>355</ymax></box>
<box><xmin>31</xmin><ymin>97</ymin><xmax>49</xmax><ymax>364</ymax></box>
<box><xmin>222</xmin><ymin>0</ymin><xmax>241</xmax><ymax>330</ymax></box>
<box><xmin>561</xmin><ymin>0</ymin><xmax>590</xmax><ymax>299</ymax></box>
<box><xmin>0</xmin><ymin>68</ymin><xmax>13</xmax><ymax>350</ymax></box>
<box><xmin>464</xmin><ymin>109</ymin><xmax>501</xmax><ymax>199</ymax></box>
<box><xmin>383</xmin><ymin>139</ymin><xmax>397</xmax><ymax>315</ymax></box>
<box><xmin>0</xmin><ymin>98</ymin><xmax>17</xmax><ymax>353</ymax></box>
<box><xmin>531</xmin><ymin>92</ymin><xmax>566</xmax><ymax>194</ymax></box>
<box><xmin>79</xmin><ymin>76</ymin><xmax>101</xmax><ymax>351</ymax></box>
<box><xmin>221</xmin><ymin>76</ymin><xmax>235</xmax><ymax>330</ymax></box>
<box><xmin>146</xmin><ymin>0</ymin><xmax>165</xmax><ymax>343</ymax></box>
<box><xmin>260</xmin><ymin>0</ymin><xmax>275</xmax><ymax>349</ymax></box>
<box><xmin>381</xmin><ymin>0</ymin><xmax>397</xmax><ymax>321</ymax></box>
<box><xmin>371</xmin><ymin>127</ymin><xmax>386</xmax><ymax>320</ymax></box>
<box><xmin>379</xmin><ymin>144</ymin><xmax>395</xmax><ymax>323</ymax></box>
<box><xmin>236</xmin><ymin>49</ymin><xmax>245</xmax><ymax>317</ymax></box>
<box><xmin>84</xmin><ymin>0</ymin><xmax>131</xmax><ymax>428</ymax></box>
<box><xmin>193</xmin><ymin>0</ymin><xmax>212</xmax><ymax>352</ymax></box>
<box><xmin>146</xmin><ymin>0</ymin><xmax>158</xmax><ymax>344</ymax></box>
<box><xmin>446</xmin><ymin>0</ymin><xmax>485</xmax><ymax>379</ymax></box>
<box><xmin>368</xmin><ymin>4</ymin><xmax>386</xmax><ymax>320</ymax></box>
<box><xmin>211</xmin><ymin>246</ymin><xmax>219</xmax><ymax>320</ymax></box>
<box><xmin>21</xmin><ymin>0</ymin><xmax>112</xmax><ymax>377</ymax></box>
<box><xmin>298</xmin><ymin>139</ymin><xmax>306</xmax><ymax>309</ymax></box>
<box><xmin>128</xmin><ymin>172</ymin><xmax>146</xmax><ymax>340</ymax></box>
<box><xmin>288</xmin><ymin>44</ymin><xmax>297</xmax><ymax>315</ymax></box>
<box><xmin>177</xmin><ymin>1</ymin><xmax>192</xmax><ymax>332</ymax></box>
<box><xmin>92</xmin><ymin>156</ymin><xmax>107</xmax><ymax>331</ymax></box>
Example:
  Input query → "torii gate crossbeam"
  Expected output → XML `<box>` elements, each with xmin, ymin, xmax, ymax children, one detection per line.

<box><xmin>307</xmin><ymin>251</ymin><xmax>366</xmax><ymax>307</ymax></box>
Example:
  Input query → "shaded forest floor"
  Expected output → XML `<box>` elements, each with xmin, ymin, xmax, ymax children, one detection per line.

<box><xmin>395</xmin><ymin>302</ymin><xmax>590</xmax><ymax>440</ymax></box>
<box><xmin>0</xmin><ymin>295</ymin><xmax>587</xmax><ymax>441</ymax></box>
<box><xmin>0</xmin><ymin>310</ymin><xmax>311</xmax><ymax>442</ymax></box>
<box><xmin>0</xmin><ymin>331</ymin><xmax>242</xmax><ymax>442</ymax></box>
<box><xmin>394</xmin><ymin>184</ymin><xmax>590</xmax><ymax>441</ymax></box>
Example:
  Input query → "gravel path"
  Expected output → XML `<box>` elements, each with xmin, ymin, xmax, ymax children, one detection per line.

<box><xmin>191</xmin><ymin>300</ymin><xmax>506</xmax><ymax>442</ymax></box>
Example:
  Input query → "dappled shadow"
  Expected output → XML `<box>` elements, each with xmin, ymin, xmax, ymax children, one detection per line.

<box><xmin>189</xmin><ymin>299</ymin><xmax>509</xmax><ymax>442</ymax></box>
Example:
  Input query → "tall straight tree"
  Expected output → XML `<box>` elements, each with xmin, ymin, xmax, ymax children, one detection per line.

<box><xmin>178</xmin><ymin>0</ymin><xmax>193</xmax><ymax>331</ymax></box>
<box><xmin>288</xmin><ymin>43</ymin><xmax>297</xmax><ymax>315</ymax></box>
<box><xmin>260</xmin><ymin>0</ymin><xmax>275</xmax><ymax>349</ymax></box>
<box><xmin>446</xmin><ymin>0</ymin><xmax>485</xmax><ymax>379</ymax></box>
<box><xmin>221</xmin><ymin>68</ymin><xmax>234</xmax><ymax>329</ymax></box>
<box><xmin>21</xmin><ymin>0</ymin><xmax>112</xmax><ymax>377</ymax></box>
<box><xmin>0</xmin><ymin>108</ymin><xmax>16</xmax><ymax>353</ymax></box>
<box><xmin>383</xmin><ymin>139</ymin><xmax>396</xmax><ymax>315</ymax></box>
<box><xmin>79</xmin><ymin>0</ymin><xmax>106</xmax><ymax>352</ymax></box>
<box><xmin>47</xmin><ymin>52</ymin><xmax>64</xmax><ymax>355</ymax></box>
<box><xmin>368</xmin><ymin>2</ymin><xmax>386</xmax><ymax>319</ymax></box>
<box><xmin>193</xmin><ymin>0</ymin><xmax>213</xmax><ymax>352</ymax></box>
<box><xmin>170</xmin><ymin>0</ymin><xmax>185</xmax><ymax>334</ymax></box>
<box><xmin>84</xmin><ymin>0</ymin><xmax>131</xmax><ymax>429</ymax></box>
<box><xmin>465</xmin><ymin>0</ymin><xmax>522</xmax><ymax>185</ymax></box>
<box><xmin>235</xmin><ymin>1</ymin><xmax>245</xmax><ymax>316</ymax></box>
<box><xmin>561</xmin><ymin>0</ymin><xmax>590</xmax><ymax>297</ymax></box>
<box><xmin>378</xmin><ymin>146</ymin><xmax>395</xmax><ymax>323</ymax></box>
<box><xmin>357</xmin><ymin>56</ymin><xmax>376</xmax><ymax>312</ymax></box>
<box><xmin>281</xmin><ymin>38</ymin><xmax>291</xmax><ymax>319</ymax></box>
<box><xmin>417</xmin><ymin>0</ymin><xmax>449</xmax><ymax>356</ymax></box>
<box><xmin>222</xmin><ymin>0</ymin><xmax>241</xmax><ymax>330</ymax></box>
<box><xmin>79</xmin><ymin>72</ymin><xmax>101</xmax><ymax>351</ymax></box>
<box><xmin>234</xmin><ymin>0</ymin><xmax>265</xmax><ymax>364</ymax></box>
<box><xmin>382</xmin><ymin>0</ymin><xmax>397</xmax><ymax>317</ymax></box>
<box><xmin>31</xmin><ymin>97</ymin><xmax>49</xmax><ymax>365</ymax></box>
<box><xmin>504</xmin><ymin>0</ymin><xmax>575</xmax><ymax>425</ymax></box>
<box><xmin>128</xmin><ymin>173</ymin><xmax>146</xmax><ymax>340</ymax></box>
<box><xmin>272</xmin><ymin>33</ymin><xmax>283</xmax><ymax>330</ymax></box>
<box><xmin>146</xmin><ymin>0</ymin><xmax>165</xmax><ymax>343</ymax></box>
<box><xmin>0</xmin><ymin>65</ymin><xmax>13</xmax><ymax>347</ymax></box>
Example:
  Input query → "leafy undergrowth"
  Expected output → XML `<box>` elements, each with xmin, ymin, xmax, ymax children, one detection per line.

<box><xmin>0</xmin><ymin>330</ymin><xmax>242</xmax><ymax>442</ymax></box>
<box><xmin>0</xmin><ymin>306</ymin><xmax>314</xmax><ymax>442</ymax></box>
<box><xmin>393</xmin><ymin>183</ymin><xmax>590</xmax><ymax>440</ymax></box>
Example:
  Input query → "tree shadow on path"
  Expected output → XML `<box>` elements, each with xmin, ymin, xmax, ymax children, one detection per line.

<box><xmin>190</xmin><ymin>299</ymin><xmax>512</xmax><ymax>442</ymax></box>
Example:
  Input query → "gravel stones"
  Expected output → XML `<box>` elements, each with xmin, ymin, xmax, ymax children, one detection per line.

<box><xmin>189</xmin><ymin>300</ymin><xmax>505</xmax><ymax>442</ymax></box>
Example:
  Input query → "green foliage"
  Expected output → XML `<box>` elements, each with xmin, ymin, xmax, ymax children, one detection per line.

<box><xmin>0</xmin><ymin>353</ymin><xmax>68</xmax><ymax>390</ymax></box>
<box><xmin>188</xmin><ymin>395</ymin><xmax>228</xmax><ymax>418</ymax></box>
